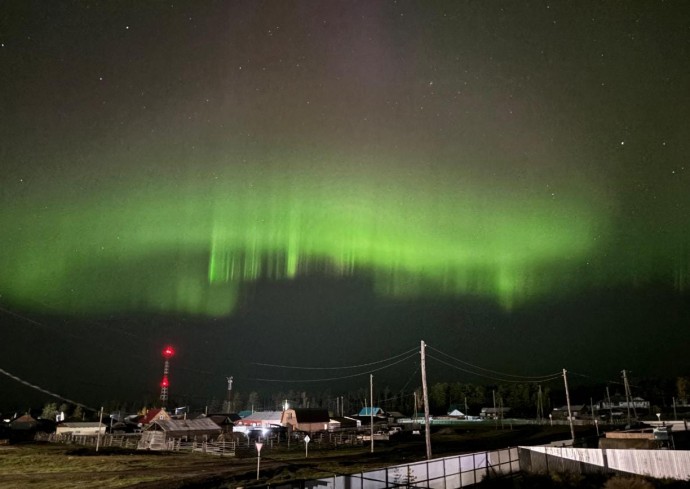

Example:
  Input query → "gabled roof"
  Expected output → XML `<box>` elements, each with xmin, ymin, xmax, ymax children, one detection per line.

<box><xmin>387</xmin><ymin>411</ymin><xmax>406</xmax><ymax>419</ymax></box>
<box><xmin>239</xmin><ymin>411</ymin><xmax>283</xmax><ymax>422</ymax></box>
<box><xmin>57</xmin><ymin>422</ymin><xmax>102</xmax><ymax>428</ymax></box>
<box><xmin>141</xmin><ymin>408</ymin><xmax>170</xmax><ymax>425</ymax></box>
<box><xmin>147</xmin><ymin>417</ymin><xmax>221</xmax><ymax>434</ymax></box>
<box><xmin>481</xmin><ymin>407</ymin><xmax>511</xmax><ymax>413</ymax></box>
<box><xmin>358</xmin><ymin>407</ymin><xmax>384</xmax><ymax>416</ymax></box>
<box><xmin>10</xmin><ymin>414</ymin><xmax>38</xmax><ymax>429</ymax></box>
<box><xmin>206</xmin><ymin>414</ymin><xmax>239</xmax><ymax>426</ymax></box>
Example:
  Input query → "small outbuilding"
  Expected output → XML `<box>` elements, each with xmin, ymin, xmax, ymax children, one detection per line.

<box><xmin>138</xmin><ymin>418</ymin><xmax>221</xmax><ymax>450</ymax></box>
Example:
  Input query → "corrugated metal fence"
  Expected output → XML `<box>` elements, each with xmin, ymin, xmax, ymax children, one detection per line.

<box><xmin>519</xmin><ymin>446</ymin><xmax>690</xmax><ymax>480</ymax></box>
<box><xmin>270</xmin><ymin>447</ymin><xmax>519</xmax><ymax>489</ymax></box>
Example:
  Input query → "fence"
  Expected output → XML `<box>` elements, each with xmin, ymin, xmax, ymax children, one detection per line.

<box><xmin>270</xmin><ymin>447</ymin><xmax>519</xmax><ymax>489</ymax></box>
<box><xmin>37</xmin><ymin>431</ymin><xmax>237</xmax><ymax>456</ymax></box>
<box><xmin>37</xmin><ymin>432</ymin><xmax>141</xmax><ymax>449</ymax></box>
<box><xmin>519</xmin><ymin>446</ymin><xmax>690</xmax><ymax>480</ymax></box>
<box><xmin>169</xmin><ymin>438</ymin><xmax>236</xmax><ymax>456</ymax></box>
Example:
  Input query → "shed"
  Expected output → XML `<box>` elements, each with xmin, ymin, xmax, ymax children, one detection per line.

<box><xmin>138</xmin><ymin>418</ymin><xmax>221</xmax><ymax>450</ymax></box>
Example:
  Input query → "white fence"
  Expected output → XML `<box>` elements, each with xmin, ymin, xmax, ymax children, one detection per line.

<box><xmin>519</xmin><ymin>446</ymin><xmax>690</xmax><ymax>481</ymax></box>
<box><xmin>271</xmin><ymin>447</ymin><xmax>519</xmax><ymax>489</ymax></box>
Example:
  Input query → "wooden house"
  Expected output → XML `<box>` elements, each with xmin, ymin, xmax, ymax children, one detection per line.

<box><xmin>281</xmin><ymin>408</ymin><xmax>330</xmax><ymax>433</ymax></box>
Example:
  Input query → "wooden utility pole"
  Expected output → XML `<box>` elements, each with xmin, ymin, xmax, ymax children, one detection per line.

<box><xmin>562</xmin><ymin>369</ymin><xmax>575</xmax><ymax>441</ymax></box>
<box><xmin>420</xmin><ymin>340</ymin><xmax>432</xmax><ymax>460</ymax></box>
<box><xmin>370</xmin><ymin>374</ymin><xmax>374</xmax><ymax>454</ymax></box>
<box><xmin>622</xmin><ymin>369</ymin><xmax>637</xmax><ymax>423</ymax></box>
<box><xmin>606</xmin><ymin>386</ymin><xmax>613</xmax><ymax>421</ymax></box>
<box><xmin>95</xmin><ymin>406</ymin><xmax>104</xmax><ymax>452</ymax></box>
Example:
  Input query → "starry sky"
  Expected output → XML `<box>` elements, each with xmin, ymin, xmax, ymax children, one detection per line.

<box><xmin>1</xmin><ymin>1</ymin><xmax>688</xmax><ymax>409</ymax></box>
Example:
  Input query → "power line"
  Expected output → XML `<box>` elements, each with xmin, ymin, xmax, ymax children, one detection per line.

<box><xmin>427</xmin><ymin>344</ymin><xmax>561</xmax><ymax>381</ymax></box>
<box><xmin>426</xmin><ymin>354</ymin><xmax>561</xmax><ymax>384</ymax></box>
<box><xmin>251</xmin><ymin>351</ymin><xmax>419</xmax><ymax>383</ymax></box>
<box><xmin>0</xmin><ymin>367</ymin><xmax>97</xmax><ymax>412</ymax></box>
<box><xmin>252</xmin><ymin>346</ymin><xmax>418</xmax><ymax>370</ymax></box>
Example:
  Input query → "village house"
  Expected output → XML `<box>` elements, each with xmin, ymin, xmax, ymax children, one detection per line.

<box><xmin>480</xmin><ymin>407</ymin><xmax>511</xmax><ymax>419</ymax></box>
<box><xmin>235</xmin><ymin>411</ymin><xmax>283</xmax><ymax>429</ymax></box>
<box><xmin>140</xmin><ymin>407</ymin><xmax>171</xmax><ymax>426</ymax></box>
<box><xmin>329</xmin><ymin>416</ymin><xmax>360</xmax><ymax>431</ymax></box>
<box><xmin>199</xmin><ymin>413</ymin><xmax>240</xmax><ymax>433</ymax></box>
<box><xmin>56</xmin><ymin>422</ymin><xmax>105</xmax><ymax>436</ymax></box>
<box><xmin>281</xmin><ymin>408</ymin><xmax>330</xmax><ymax>433</ymax></box>
<box><xmin>447</xmin><ymin>406</ymin><xmax>466</xmax><ymax>418</ymax></box>
<box><xmin>551</xmin><ymin>404</ymin><xmax>587</xmax><ymax>420</ymax></box>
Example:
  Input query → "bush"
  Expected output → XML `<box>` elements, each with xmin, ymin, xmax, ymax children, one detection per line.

<box><xmin>604</xmin><ymin>475</ymin><xmax>655</xmax><ymax>489</ymax></box>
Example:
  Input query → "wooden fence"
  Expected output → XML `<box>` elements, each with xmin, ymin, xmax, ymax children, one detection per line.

<box><xmin>37</xmin><ymin>432</ymin><xmax>236</xmax><ymax>456</ymax></box>
<box><xmin>37</xmin><ymin>432</ymin><xmax>141</xmax><ymax>449</ymax></box>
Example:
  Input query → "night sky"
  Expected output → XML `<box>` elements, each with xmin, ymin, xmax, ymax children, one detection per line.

<box><xmin>1</xmin><ymin>1</ymin><xmax>688</xmax><ymax>410</ymax></box>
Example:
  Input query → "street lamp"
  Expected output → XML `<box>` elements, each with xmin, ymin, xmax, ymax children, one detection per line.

<box><xmin>656</xmin><ymin>412</ymin><xmax>661</xmax><ymax>424</ymax></box>
<box><xmin>549</xmin><ymin>414</ymin><xmax>553</xmax><ymax>426</ymax></box>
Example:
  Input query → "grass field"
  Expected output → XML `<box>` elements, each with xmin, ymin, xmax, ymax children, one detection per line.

<box><xmin>0</xmin><ymin>424</ymin><xmax>577</xmax><ymax>488</ymax></box>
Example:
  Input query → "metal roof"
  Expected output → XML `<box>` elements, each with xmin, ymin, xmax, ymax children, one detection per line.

<box><xmin>148</xmin><ymin>417</ymin><xmax>221</xmax><ymax>433</ymax></box>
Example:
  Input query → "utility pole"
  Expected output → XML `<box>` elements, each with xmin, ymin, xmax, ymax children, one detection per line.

<box><xmin>492</xmin><ymin>389</ymin><xmax>497</xmax><ymax>429</ymax></box>
<box><xmin>370</xmin><ymin>374</ymin><xmax>374</xmax><ymax>454</ymax></box>
<box><xmin>95</xmin><ymin>406</ymin><xmax>104</xmax><ymax>452</ymax></box>
<box><xmin>420</xmin><ymin>340</ymin><xmax>432</xmax><ymax>460</ymax></box>
<box><xmin>537</xmin><ymin>385</ymin><xmax>544</xmax><ymax>423</ymax></box>
<box><xmin>622</xmin><ymin>370</ymin><xmax>634</xmax><ymax>425</ymax></box>
<box><xmin>606</xmin><ymin>386</ymin><xmax>613</xmax><ymax>421</ymax></box>
<box><xmin>562</xmin><ymin>369</ymin><xmax>575</xmax><ymax>441</ymax></box>
<box><xmin>464</xmin><ymin>396</ymin><xmax>469</xmax><ymax>417</ymax></box>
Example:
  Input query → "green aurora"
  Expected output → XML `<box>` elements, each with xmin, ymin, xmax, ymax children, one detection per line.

<box><xmin>2</xmin><ymin>146</ymin><xmax>686</xmax><ymax>318</ymax></box>
<box><xmin>1</xmin><ymin>2</ymin><xmax>688</xmax><ymax>321</ymax></box>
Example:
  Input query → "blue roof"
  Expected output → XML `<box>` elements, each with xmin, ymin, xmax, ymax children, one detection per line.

<box><xmin>358</xmin><ymin>407</ymin><xmax>383</xmax><ymax>416</ymax></box>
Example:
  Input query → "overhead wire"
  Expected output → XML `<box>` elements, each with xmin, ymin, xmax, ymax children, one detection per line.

<box><xmin>252</xmin><ymin>346</ymin><xmax>419</xmax><ymax>370</ymax></box>
<box><xmin>251</xmin><ymin>351</ymin><xmax>419</xmax><ymax>383</ymax></box>
<box><xmin>0</xmin><ymin>367</ymin><xmax>97</xmax><ymax>412</ymax></box>
<box><xmin>427</xmin><ymin>343</ymin><xmax>562</xmax><ymax>381</ymax></box>
<box><xmin>426</xmin><ymin>354</ymin><xmax>562</xmax><ymax>384</ymax></box>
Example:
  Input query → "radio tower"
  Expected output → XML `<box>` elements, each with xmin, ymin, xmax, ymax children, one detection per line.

<box><xmin>160</xmin><ymin>345</ymin><xmax>175</xmax><ymax>404</ymax></box>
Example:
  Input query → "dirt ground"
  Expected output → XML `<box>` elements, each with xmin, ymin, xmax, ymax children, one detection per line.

<box><xmin>0</xmin><ymin>425</ymin><xmax>576</xmax><ymax>488</ymax></box>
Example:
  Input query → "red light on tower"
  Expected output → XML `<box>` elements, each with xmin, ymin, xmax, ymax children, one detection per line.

<box><xmin>159</xmin><ymin>345</ymin><xmax>175</xmax><ymax>404</ymax></box>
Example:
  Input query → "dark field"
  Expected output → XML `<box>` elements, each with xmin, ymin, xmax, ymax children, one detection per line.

<box><xmin>0</xmin><ymin>424</ymin><xmax>578</xmax><ymax>488</ymax></box>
